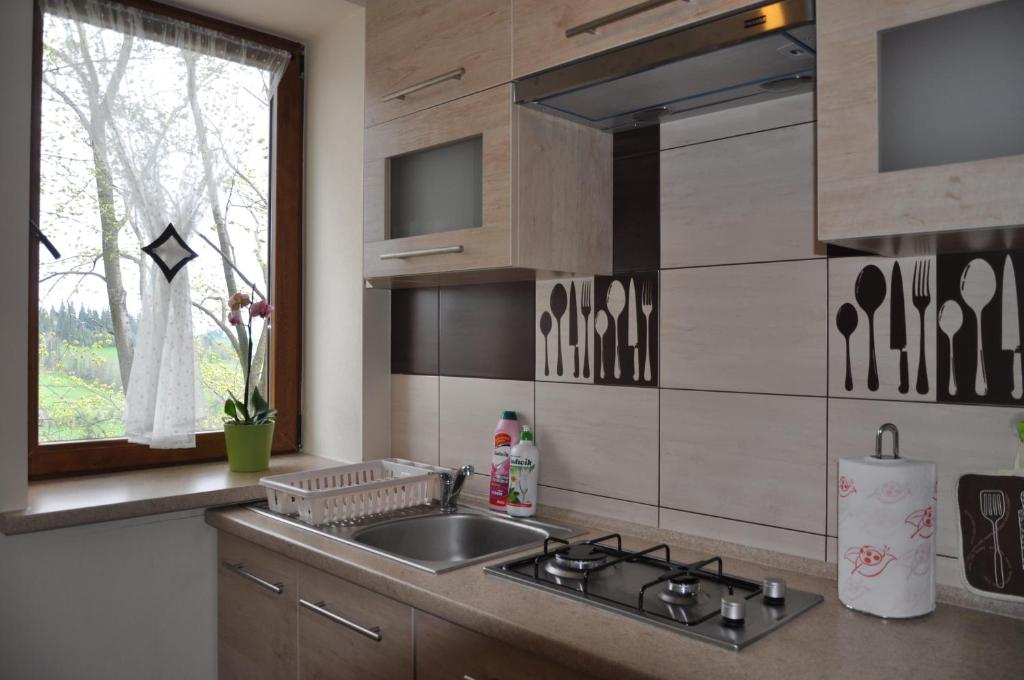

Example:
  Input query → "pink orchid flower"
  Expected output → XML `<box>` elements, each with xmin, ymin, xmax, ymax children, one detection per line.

<box><xmin>250</xmin><ymin>300</ymin><xmax>273</xmax><ymax>319</ymax></box>
<box><xmin>227</xmin><ymin>309</ymin><xmax>242</xmax><ymax>326</ymax></box>
<box><xmin>228</xmin><ymin>292</ymin><xmax>251</xmax><ymax>311</ymax></box>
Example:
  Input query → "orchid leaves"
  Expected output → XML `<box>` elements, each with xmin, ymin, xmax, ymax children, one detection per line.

<box><xmin>224</xmin><ymin>386</ymin><xmax>277</xmax><ymax>425</ymax></box>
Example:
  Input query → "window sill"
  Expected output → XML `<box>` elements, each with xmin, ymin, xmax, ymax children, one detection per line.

<box><xmin>0</xmin><ymin>453</ymin><xmax>345</xmax><ymax>535</ymax></box>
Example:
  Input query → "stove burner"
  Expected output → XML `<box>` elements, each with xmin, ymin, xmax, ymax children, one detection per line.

<box><xmin>544</xmin><ymin>544</ymin><xmax>608</xmax><ymax>579</ymax></box>
<box><xmin>659</xmin><ymin>574</ymin><xmax>700</xmax><ymax>604</ymax></box>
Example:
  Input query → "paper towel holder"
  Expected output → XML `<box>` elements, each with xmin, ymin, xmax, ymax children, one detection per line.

<box><xmin>874</xmin><ymin>423</ymin><xmax>900</xmax><ymax>459</ymax></box>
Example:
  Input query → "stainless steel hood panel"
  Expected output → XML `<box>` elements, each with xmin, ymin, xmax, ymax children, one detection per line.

<box><xmin>514</xmin><ymin>0</ymin><xmax>816</xmax><ymax>131</ymax></box>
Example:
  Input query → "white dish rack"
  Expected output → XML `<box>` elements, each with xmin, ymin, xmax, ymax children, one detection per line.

<box><xmin>259</xmin><ymin>458</ymin><xmax>451</xmax><ymax>526</ymax></box>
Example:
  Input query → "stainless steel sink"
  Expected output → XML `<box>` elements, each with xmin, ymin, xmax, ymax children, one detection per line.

<box><xmin>248</xmin><ymin>502</ymin><xmax>583</xmax><ymax>573</ymax></box>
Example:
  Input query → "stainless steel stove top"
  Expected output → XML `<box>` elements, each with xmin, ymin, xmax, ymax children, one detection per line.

<box><xmin>484</xmin><ymin>533</ymin><xmax>823</xmax><ymax>650</ymax></box>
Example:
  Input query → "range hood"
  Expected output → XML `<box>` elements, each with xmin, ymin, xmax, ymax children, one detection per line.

<box><xmin>514</xmin><ymin>0</ymin><xmax>816</xmax><ymax>131</ymax></box>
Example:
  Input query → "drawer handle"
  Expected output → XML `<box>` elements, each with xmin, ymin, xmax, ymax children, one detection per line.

<box><xmin>379</xmin><ymin>245</ymin><xmax>463</xmax><ymax>260</ymax></box>
<box><xmin>566</xmin><ymin>0</ymin><xmax>684</xmax><ymax>38</ymax></box>
<box><xmin>382</xmin><ymin>67</ymin><xmax>466</xmax><ymax>102</ymax></box>
<box><xmin>299</xmin><ymin>599</ymin><xmax>383</xmax><ymax>642</ymax></box>
<box><xmin>222</xmin><ymin>561</ymin><xmax>284</xmax><ymax>595</ymax></box>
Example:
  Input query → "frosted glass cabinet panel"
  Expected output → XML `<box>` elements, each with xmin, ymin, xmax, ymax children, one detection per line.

<box><xmin>389</xmin><ymin>136</ymin><xmax>483</xmax><ymax>239</ymax></box>
<box><xmin>878</xmin><ymin>0</ymin><xmax>1024</xmax><ymax>172</ymax></box>
<box><xmin>817</xmin><ymin>0</ymin><xmax>1024</xmax><ymax>253</ymax></box>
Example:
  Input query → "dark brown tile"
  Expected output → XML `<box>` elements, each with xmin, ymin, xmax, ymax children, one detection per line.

<box><xmin>614</xmin><ymin>127</ymin><xmax>660</xmax><ymax>273</ymax></box>
<box><xmin>593</xmin><ymin>271</ymin><xmax>658</xmax><ymax>387</ymax></box>
<box><xmin>391</xmin><ymin>288</ymin><xmax>438</xmax><ymax>375</ymax></box>
<box><xmin>439</xmin><ymin>282</ymin><xmax>534</xmax><ymax>380</ymax></box>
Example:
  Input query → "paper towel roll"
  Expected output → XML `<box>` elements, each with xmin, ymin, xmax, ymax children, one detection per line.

<box><xmin>838</xmin><ymin>454</ymin><xmax>937</xmax><ymax>618</ymax></box>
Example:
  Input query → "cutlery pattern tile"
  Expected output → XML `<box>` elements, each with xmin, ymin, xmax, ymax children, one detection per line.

<box><xmin>936</xmin><ymin>251</ymin><xmax>1024</xmax><ymax>404</ymax></box>
<box><xmin>828</xmin><ymin>256</ymin><xmax>935</xmax><ymax>401</ymax></box>
<box><xmin>535</xmin><ymin>278</ymin><xmax>593</xmax><ymax>383</ymax></box>
<box><xmin>593</xmin><ymin>272</ymin><xmax>658</xmax><ymax>386</ymax></box>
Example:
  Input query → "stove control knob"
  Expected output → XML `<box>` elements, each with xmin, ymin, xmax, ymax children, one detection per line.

<box><xmin>762</xmin><ymin>577</ymin><xmax>787</xmax><ymax>605</ymax></box>
<box><xmin>720</xmin><ymin>595</ymin><xmax>746</xmax><ymax>626</ymax></box>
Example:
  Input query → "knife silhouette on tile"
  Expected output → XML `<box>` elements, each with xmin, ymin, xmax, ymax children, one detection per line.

<box><xmin>890</xmin><ymin>262</ymin><xmax>909</xmax><ymax>394</ymax></box>
<box><xmin>627</xmin><ymin>277</ymin><xmax>640</xmax><ymax>381</ymax></box>
<box><xmin>569</xmin><ymin>281</ymin><xmax>579</xmax><ymax>379</ymax></box>
<box><xmin>550</xmin><ymin>283</ymin><xmax>567</xmax><ymax>377</ymax></box>
<box><xmin>1001</xmin><ymin>255</ymin><xmax>1022</xmax><ymax>399</ymax></box>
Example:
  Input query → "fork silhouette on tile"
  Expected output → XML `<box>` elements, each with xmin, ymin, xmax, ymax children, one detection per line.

<box><xmin>911</xmin><ymin>260</ymin><xmax>931</xmax><ymax>395</ymax></box>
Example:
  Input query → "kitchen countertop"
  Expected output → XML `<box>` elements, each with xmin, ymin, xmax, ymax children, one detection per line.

<box><xmin>1</xmin><ymin>453</ymin><xmax>344</xmax><ymax>535</ymax></box>
<box><xmin>206</xmin><ymin>501</ymin><xmax>1024</xmax><ymax>680</ymax></box>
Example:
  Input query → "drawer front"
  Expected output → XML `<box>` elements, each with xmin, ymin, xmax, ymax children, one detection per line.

<box><xmin>218</xmin><ymin>534</ymin><xmax>298</xmax><ymax>680</ymax></box>
<box><xmin>512</xmin><ymin>0</ymin><xmax>751</xmax><ymax>78</ymax></box>
<box><xmin>366</xmin><ymin>0</ymin><xmax>511</xmax><ymax>127</ymax></box>
<box><xmin>297</xmin><ymin>564</ymin><xmax>414</xmax><ymax>680</ymax></box>
<box><xmin>415</xmin><ymin>611</ymin><xmax>592</xmax><ymax>680</ymax></box>
<box><xmin>364</xmin><ymin>85</ymin><xmax>513</xmax><ymax>279</ymax></box>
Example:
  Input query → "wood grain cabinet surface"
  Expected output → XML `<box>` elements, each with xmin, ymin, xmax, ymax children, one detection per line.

<box><xmin>218</xmin><ymin>533</ymin><xmax>298</xmax><ymax>680</ymax></box>
<box><xmin>365</xmin><ymin>0</ymin><xmax>511</xmax><ymax>127</ymax></box>
<box><xmin>296</xmin><ymin>562</ymin><xmax>414</xmax><ymax>680</ymax></box>
<box><xmin>415</xmin><ymin>611</ymin><xmax>593</xmax><ymax>680</ymax></box>
<box><xmin>511</xmin><ymin>0</ymin><xmax>753</xmax><ymax>78</ymax></box>
<box><xmin>364</xmin><ymin>85</ymin><xmax>612</xmax><ymax>285</ymax></box>
<box><xmin>817</xmin><ymin>0</ymin><xmax>1024</xmax><ymax>252</ymax></box>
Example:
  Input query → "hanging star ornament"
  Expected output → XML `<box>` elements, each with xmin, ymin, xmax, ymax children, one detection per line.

<box><xmin>142</xmin><ymin>223</ymin><xmax>198</xmax><ymax>282</ymax></box>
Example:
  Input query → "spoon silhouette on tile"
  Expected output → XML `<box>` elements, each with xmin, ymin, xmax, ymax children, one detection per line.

<box><xmin>836</xmin><ymin>303</ymin><xmax>859</xmax><ymax>391</ymax></box>
<box><xmin>960</xmin><ymin>258</ymin><xmax>997</xmax><ymax>396</ymax></box>
<box><xmin>938</xmin><ymin>300</ymin><xmax>963</xmax><ymax>397</ymax></box>
<box><xmin>595</xmin><ymin>309</ymin><xmax>609</xmax><ymax>380</ymax></box>
<box><xmin>550</xmin><ymin>284</ymin><xmax>568</xmax><ymax>377</ymax></box>
<box><xmin>855</xmin><ymin>265</ymin><xmax>886</xmax><ymax>391</ymax></box>
<box><xmin>539</xmin><ymin>311</ymin><xmax>552</xmax><ymax>377</ymax></box>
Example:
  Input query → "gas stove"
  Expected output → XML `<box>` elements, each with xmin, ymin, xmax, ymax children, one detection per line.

<box><xmin>484</xmin><ymin>533</ymin><xmax>823</xmax><ymax>650</ymax></box>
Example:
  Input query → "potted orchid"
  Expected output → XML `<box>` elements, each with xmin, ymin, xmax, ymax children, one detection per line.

<box><xmin>222</xmin><ymin>291</ymin><xmax>276</xmax><ymax>472</ymax></box>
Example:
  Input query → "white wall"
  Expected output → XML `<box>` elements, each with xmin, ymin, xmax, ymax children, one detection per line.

<box><xmin>0</xmin><ymin>1</ymin><xmax>370</xmax><ymax>678</ymax></box>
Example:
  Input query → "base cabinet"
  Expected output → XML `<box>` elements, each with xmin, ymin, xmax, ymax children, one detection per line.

<box><xmin>415</xmin><ymin>611</ymin><xmax>592</xmax><ymax>680</ymax></box>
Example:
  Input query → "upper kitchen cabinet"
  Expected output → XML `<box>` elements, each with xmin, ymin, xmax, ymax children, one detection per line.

<box><xmin>365</xmin><ymin>0</ymin><xmax>511</xmax><ymax>127</ymax></box>
<box><xmin>364</xmin><ymin>85</ymin><xmax>612</xmax><ymax>287</ymax></box>
<box><xmin>817</xmin><ymin>0</ymin><xmax>1024</xmax><ymax>253</ymax></box>
<box><xmin>511</xmin><ymin>0</ymin><xmax>752</xmax><ymax>78</ymax></box>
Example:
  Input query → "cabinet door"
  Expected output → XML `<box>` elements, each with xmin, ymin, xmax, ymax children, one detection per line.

<box><xmin>415</xmin><ymin>611</ymin><xmax>592</xmax><ymax>680</ymax></box>
<box><xmin>817</xmin><ymin>0</ymin><xmax>1024</xmax><ymax>249</ymax></box>
<box><xmin>366</xmin><ymin>0</ymin><xmax>511</xmax><ymax>127</ymax></box>
<box><xmin>296</xmin><ymin>564</ymin><xmax>414</xmax><ymax>680</ymax></box>
<box><xmin>512</xmin><ymin>0</ymin><xmax>750</xmax><ymax>78</ymax></box>
<box><xmin>364</xmin><ymin>85</ymin><xmax>513</xmax><ymax>280</ymax></box>
<box><xmin>218</xmin><ymin>534</ymin><xmax>297</xmax><ymax>680</ymax></box>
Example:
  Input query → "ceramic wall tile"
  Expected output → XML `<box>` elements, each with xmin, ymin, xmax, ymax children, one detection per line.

<box><xmin>391</xmin><ymin>287</ymin><xmax>438</xmax><ymax>375</ymax></box>
<box><xmin>591</xmin><ymin>272</ymin><xmax>658</xmax><ymax>387</ymax></box>
<box><xmin>391</xmin><ymin>374</ymin><xmax>439</xmax><ymax>466</ymax></box>
<box><xmin>439</xmin><ymin>281</ymin><xmax>534</xmax><ymax>381</ymax></box>
<box><xmin>660</xmin><ymin>260</ymin><xmax>827</xmax><ymax>395</ymax></box>
<box><xmin>827</xmin><ymin>398</ymin><xmax>1021</xmax><ymax>556</ymax></box>
<box><xmin>660</xmin><ymin>507</ymin><xmax>826</xmax><ymax>560</ymax></box>
<box><xmin>439</xmin><ymin>377</ymin><xmax>534</xmax><ymax>474</ymax></box>
<box><xmin>660</xmin><ymin>390</ymin><xmax>827</xmax><ymax>534</ymax></box>
<box><xmin>534</xmin><ymin>382</ymin><xmax>659</xmax><ymax>503</ymax></box>
<box><xmin>936</xmin><ymin>251</ymin><xmax>1024</xmax><ymax>405</ymax></box>
<box><xmin>535</xmin><ymin>277</ymin><xmax>594</xmax><ymax>383</ymax></box>
<box><xmin>829</xmin><ymin>255</ymin><xmax>937</xmax><ymax>400</ymax></box>
<box><xmin>660</xmin><ymin>122</ymin><xmax>819</xmax><ymax>268</ymax></box>
<box><xmin>538</xmin><ymin>486</ymin><xmax>659</xmax><ymax>528</ymax></box>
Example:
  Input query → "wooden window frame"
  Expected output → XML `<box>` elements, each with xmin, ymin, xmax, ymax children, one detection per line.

<box><xmin>28</xmin><ymin>0</ymin><xmax>304</xmax><ymax>479</ymax></box>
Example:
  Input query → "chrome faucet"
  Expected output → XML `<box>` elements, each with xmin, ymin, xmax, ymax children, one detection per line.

<box><xmin>438</xmin><ymin>465</ymin><xmax>474</xmax><ymax>514</ymax></box>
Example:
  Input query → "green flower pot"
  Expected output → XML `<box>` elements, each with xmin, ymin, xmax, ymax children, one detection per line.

<box><xmin>224</xmin><ymin>422</ymin><xmax>275</xmax><ymax>472</ymax></box>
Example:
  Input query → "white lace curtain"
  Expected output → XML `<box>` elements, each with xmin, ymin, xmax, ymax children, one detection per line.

<box><xmin>42</xmin><ymin>0</ymin><xmax>290</xmax><ymax>448</ymax></box>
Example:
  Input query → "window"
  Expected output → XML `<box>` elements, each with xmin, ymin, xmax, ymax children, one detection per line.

<box><xmin>29</xmin><ymin>0</ymin><xmax>303</xmax><ymax>478</ymax></box>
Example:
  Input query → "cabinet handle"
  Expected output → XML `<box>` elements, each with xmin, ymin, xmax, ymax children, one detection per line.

<box><xmin>299</xmin><ymin>599</ymin><xmax>383</xmax><ymax>642</ymax></box>
<box><xmin>566</xmin><ymin>0</ymin><xmax>685</xmax><ymax>38</ymax></box>
<box><xmin>222</xmin><ymin>561</ymin><xmax>284</xmax><ymax>595</ymax></box>
<box><xmin>379</xmin><ymin>245</ymin><xmax>463</xmax><ymax>260</ymax></box>
<box><xmin>382</xmin><ymin>67</ymin><xmax>466</xmax><ymax>102</ymax></box>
